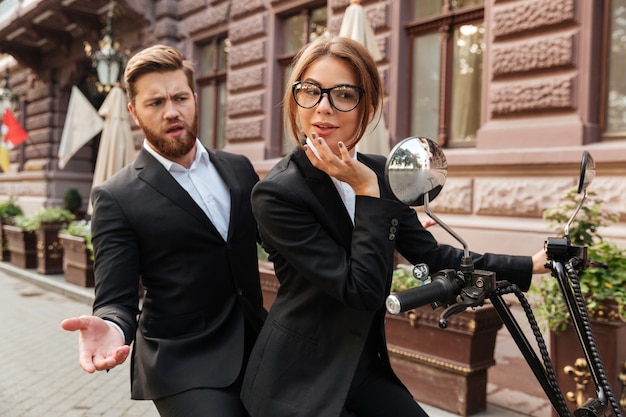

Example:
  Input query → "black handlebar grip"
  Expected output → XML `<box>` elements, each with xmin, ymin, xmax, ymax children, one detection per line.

<box><xmin>386</xmin><ymin>269</ymin><xmax>463</xmax><ymax>314</ymax></box>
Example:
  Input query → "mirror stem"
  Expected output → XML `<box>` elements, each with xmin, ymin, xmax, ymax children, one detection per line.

<box><xmin>564</xmin><ymin>189</ymin><xmax>587</xmax><ymax>239</ymax></box>
<box><xmin>423</xmin><ymin>193</ymin><xmax>470</xmax><ymax>259</ymax></box>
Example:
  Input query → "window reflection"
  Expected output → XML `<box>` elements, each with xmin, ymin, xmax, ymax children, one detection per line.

<box><xmin>411</xmin><ymin>33</ymin><xmax>441</xmax><ymax>140</ymax></box>
<box><xmin>279</xmin><ymin>7</ymin><xmax>328</xmax><ymax>155</ymax></box>
<box><xmin>409</xmin><ymin>3</ymin><xmax>484</xmax><ymax>146</ymax></box>
<box><xmin>198</xmin><ymin>38</ymin><xmax>228</xmax><ymax>149</ymax></box>
<box><xmin>606</xmin><ymin>0</ymin><xmax>626</xmax><ymax>134</ymax></box>
<box><xmin>450</xmin><ymin>23</ymin><xmax>484</xmax><ymax>143</ymax></box>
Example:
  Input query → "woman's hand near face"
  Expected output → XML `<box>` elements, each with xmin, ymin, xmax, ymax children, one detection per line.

<box><xmin>304</xmin><ymin>135</ymin><xmax>380</xmax><ymax>198</ymax></box>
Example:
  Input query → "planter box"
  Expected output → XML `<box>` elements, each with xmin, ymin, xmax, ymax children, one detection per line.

<box><xmin>3</xmin><ymin>224</ymin><xmax>37</xmax><ymax>268</ymax></box>
<box><xmin>36</xmin><ymin>222</ymin><xmax>64</xmax><ymax>274</ymax></box>
<box><xmin>0</xmin><ymin>218</ymin><xmax>11</xmax><ymax>261</ymax></box>
<box><xmin>386</xmin><ymin>305</ymin><xmax>503</xmax><ymax>416</ymax></box>
<box><xmin>58</xmin><ymin>233</ymin><xmax>94</xmax><ymax>287</ymax></box>
<box><xmin>549</xmin><ymin>307</ymin><xmax>626</xmax><ymax>416</ymax></box>
<box><xmin>259</xmin><ymin>264</ymin><xmax>502</xmax><ymax>416</ymax></box>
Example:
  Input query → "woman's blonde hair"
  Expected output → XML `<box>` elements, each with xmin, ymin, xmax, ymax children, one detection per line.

<box><xmin>124</xmin><ymin>44</ymin><xmax>195</xmax><ymax>106</ymax></box>
<box><xmin>284</xmin><ymin>36</ymin><xmax>383</xmax><ymax>149</ymax></box>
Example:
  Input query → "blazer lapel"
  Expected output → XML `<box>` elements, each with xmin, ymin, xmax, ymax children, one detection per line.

<box><xmin>207</xmin><ymin>149</ymin><xmax>240</xmax><ymax>240</ymax></box>
<box><xmin>134</xmin><ymin>148</ymin><xmax>216</xmax><ymax>230</ymax></box>
<box><xmin>293</xmin><ymin>149</ymin><xmax>354</xmax><ymax>251</ymax></box>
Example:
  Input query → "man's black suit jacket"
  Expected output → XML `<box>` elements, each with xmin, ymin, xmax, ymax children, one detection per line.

<box><xmin>91</xmin><ymin>146</ymin><xmax>266</xmax><ymax>400</ymax></box>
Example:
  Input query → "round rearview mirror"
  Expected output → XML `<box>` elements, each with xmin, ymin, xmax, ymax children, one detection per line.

<box><xmin>384</xmin><ymin>137</ymin><xmax>448</xmax><ymax>206</ymax></box>
<box><xmin>577</xmin><ymin>151</ymin><xmax>595</xmax><ymax>194</ymax></box>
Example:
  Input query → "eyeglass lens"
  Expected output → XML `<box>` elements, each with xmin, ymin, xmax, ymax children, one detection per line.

<box><xmin>293</xmin><ymin>82</ymin><xmax>361</xmax><ymax>112</ymax></box>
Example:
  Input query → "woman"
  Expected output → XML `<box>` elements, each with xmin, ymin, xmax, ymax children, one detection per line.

<box><xmin>241</xmin><ymin>36</ymin><xmax>548</xmax><ymax>417</ymax></box>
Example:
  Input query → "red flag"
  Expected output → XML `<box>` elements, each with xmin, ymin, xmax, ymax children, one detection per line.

<box><xmin>2</xmin><ymin>108</ymin><xmax>28</xmax><ymax>149</ymax></box>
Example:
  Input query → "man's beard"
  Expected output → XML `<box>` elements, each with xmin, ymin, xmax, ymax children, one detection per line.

<box><xmin>138</xmin><ymin>114</ymin><xmax>198</xmax><ymax>159</ymax></box>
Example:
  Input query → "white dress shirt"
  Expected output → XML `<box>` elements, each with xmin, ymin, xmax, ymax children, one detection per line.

<box><xmin>305</xmin><ymin>137</ymin><xmax>356</xmax><ymax>224</ymax></box>
<box><xmin>143</xmin><ymin>139</ymin><xmax>231</xmax><ymax>241</ymax></box>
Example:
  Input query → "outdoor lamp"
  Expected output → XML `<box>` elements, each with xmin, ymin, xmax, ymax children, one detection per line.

<box><xmin>85</xmin><ymin>0</ymin><xmax>123</xmax><ymax>93</ymax></box>
<box><xmin>0</xmin><ymin>68</ymin><xmax>17</xmax><ymax>115</ymax></box>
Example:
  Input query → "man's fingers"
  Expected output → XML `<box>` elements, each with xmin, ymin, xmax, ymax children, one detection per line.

<box><xmin>78</xmin><ymin>351</ymin><xmax>97</xmax><ymax>374</ymax></box>
<box><xmin>60</xmin><ymin>315</ymin><xmax>92</xmax><ymax>331</ymax></box>
<box><xmin>92</xmin><ymin>346</ymin><xmax>131</xmax><ymax>372</ymax></box>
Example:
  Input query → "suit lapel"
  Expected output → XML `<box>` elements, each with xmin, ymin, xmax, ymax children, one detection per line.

<box><xmin>293</xmin><ymin>149</ymin><xmax>354</xmax><ymax>251</ymax></box>
<box><xmin>134</xmin><ymin>148</ymin><xmax>217</xmax><ymax>231</ymax></box>
<box><xmin>207</xmin><ymin>149</ymin><xmax>240</xmax><ymax>240</ymax></box>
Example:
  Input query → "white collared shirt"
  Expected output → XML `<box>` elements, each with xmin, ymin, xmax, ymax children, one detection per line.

<box><xmin>143</xmin><ymin>139</ymin><xmax>231</xmax><ymax>240</ymax></box>
<box><xmin>305</xmin><ymin>137</ymin><xmax>357</xmax><ymax>224</ymax></box>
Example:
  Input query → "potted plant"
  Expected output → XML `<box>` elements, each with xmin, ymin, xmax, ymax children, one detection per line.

<box><xmin>6</xmin><ymin>207</ymin><xmax>75</xmax><ymax>273</ymax></box>
<box><xmin>0</xmin><ymin>198</ymin><xmax>23</xmax><ymax>261</ymax></box>
<box><xmin>4</xmin><ymin>214</ymin><xmax>38</xmax><ymax>268</ymax></box>
<box><xmin>63</xmin><ymin>188</ymin><xmax>85</xmax><ymax>219</ymax></box>
<box><xmin>33</xmin><ymin>207</ymin><xmax>74</xmax><ymax>274</ymax></box>
<box><xmin>532</xmin><ymin>188</ymin><xmax>626</xmax><ymax>415</ymax></box>
<box><xmin>58</xmin><ymin>219</ymin><xmax>94</xmax><ymax>287</ymax></box>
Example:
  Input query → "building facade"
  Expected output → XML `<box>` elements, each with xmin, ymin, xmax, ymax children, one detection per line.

<box><xmin>0</xmin><ymin>0</ymin><xmax>624</xmax><ymax>256</ymax></box>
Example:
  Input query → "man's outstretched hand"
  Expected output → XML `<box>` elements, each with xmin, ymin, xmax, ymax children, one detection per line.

<box><xmin>61</xmin><ymin>315</ymin><xmax>130</xmax><ymax>373</ymax></box>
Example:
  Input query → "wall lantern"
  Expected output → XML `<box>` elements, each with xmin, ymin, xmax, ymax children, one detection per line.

<box><xmin>84</xmin><ymin>0</ymin><xmax>123</xmax><ymax>93</ymax></box>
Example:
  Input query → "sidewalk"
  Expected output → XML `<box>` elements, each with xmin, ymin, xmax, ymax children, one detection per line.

<box><xmin>0</xmin><ymin>261</ymin><xmax>551</xmax><ymax>417</ymax></box>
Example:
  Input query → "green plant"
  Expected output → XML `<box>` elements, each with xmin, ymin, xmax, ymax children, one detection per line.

<box><xmin>63</xmin><ymin>188</ymin><xmax>83</xmax><ymax>214</ymax></box>
<box><xmin>257</xmin><ymin>243</ymin><xmax>269</xmax><ymax>262</ymax></box>
<box><xmin>391</xmin><ymin>264</ymin><xmax>427</xmax><ymax>292</ymax></box>
<box><xmin>13</xmin><ymin>207</ymin><xmax>75</xmax><ymax>232</ymax></box>
<box><xmin>532</xmin><ymin>188</ymin><xmax>626</xmax><ymax>333</ymax></box>
<box><xmin>60</xmin><ymin>219</ymin><xmax>93</xmax><ymax>260</ymax></box>
<box><xmin>0</xmin><ymin>198</ymin><xmax>23</xmax><ymax>222</ymax></box>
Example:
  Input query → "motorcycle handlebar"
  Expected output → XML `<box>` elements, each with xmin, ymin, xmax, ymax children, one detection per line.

<box><xmin>386</xmin><ymin>269</ymin><xmax>465</xmax><ymax>314</ymax></box>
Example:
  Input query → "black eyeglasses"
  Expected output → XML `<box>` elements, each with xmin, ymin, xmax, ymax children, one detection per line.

<box><xmin>292</xmin><ymin>81</ymin><xmax>364</xmax><ymax>112</ymax></box>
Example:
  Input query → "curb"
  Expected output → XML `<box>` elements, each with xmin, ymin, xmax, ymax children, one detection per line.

<box><xmin>0</xmin><ymin>261</ymin><xmax>94</xmax><ymax>305</ymax></box>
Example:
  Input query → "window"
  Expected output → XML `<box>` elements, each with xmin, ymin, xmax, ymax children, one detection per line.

<box><xmin>604</xmin><ymin>0</ymin><xmax>626</xmax><ymax>138</ymax></box>
<box><xmin>277</xmin><ymin>6</ymin><xmax>328</xmax><ymax>156</ymax></box>
<box><xmin>408</xmin><ymin>0</ymin><xmax>484</xmax><ymax>147</ymax></box>
<box><xmin>197</xmin><ymin>37</ymin><xmax>229</xmax><ymax>149</ymax></box>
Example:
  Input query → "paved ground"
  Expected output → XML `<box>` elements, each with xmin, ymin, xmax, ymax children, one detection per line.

<box><xmin>0</xmin><ymin>261</ymin><xmax>553</xmax><ymax>417</ymax></box>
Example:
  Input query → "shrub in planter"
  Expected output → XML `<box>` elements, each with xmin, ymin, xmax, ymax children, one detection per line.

<box><xmin>6</xmin><ymin>214</ymin><xmax>39</xmax><ymax>268</ymax></box>
<box><xmin>532</xmin><ymin>188</ymin><xmax>626</xmax><ymax>414</ymax></box>
<box><xmin>59</xmin><ymin>220</ymin><xmax>94</xmax><ymax>287</ymax></box>
<box><xmin>0</xmin><ymin>198</ymin><xmax>23</xmax><ymax>261</ymax></box>
<box><xmin>15</xmin><ymin>207</ymin><xmax>75</xmax><ymax>274</ymax></box>
<box><xmin>532</xmin><ymin>188</ymin><xmax>625</xmax><ymax>330</ymax></box>
<box><xmin>63</xmin><ymin>188</ymin><xmax>84</xmax><ymax>219</ymax></box>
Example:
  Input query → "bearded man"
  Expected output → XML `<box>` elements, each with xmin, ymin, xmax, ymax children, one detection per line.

<box><xmin>61</xmin><ymin>44</ymin><xmax>267</xmax><ymax>417</ymax></box>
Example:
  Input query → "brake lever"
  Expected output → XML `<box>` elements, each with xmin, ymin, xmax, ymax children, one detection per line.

<box><xmin>438</xmin><ymin>286</ymin><xmax>486</xmax><ymax>328</ymax></box>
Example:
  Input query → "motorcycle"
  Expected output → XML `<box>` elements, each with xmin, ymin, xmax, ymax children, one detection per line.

<box><xmin>383</xmin><ymin>137</ymin><xmax>623</xmax><ymax>417</ymax></box>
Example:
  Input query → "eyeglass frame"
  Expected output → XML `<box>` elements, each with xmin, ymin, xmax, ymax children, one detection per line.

<box><xmin>291</xmin><ymin>81</ymin><xmax>364</xmax><ymax>112</ymax></box>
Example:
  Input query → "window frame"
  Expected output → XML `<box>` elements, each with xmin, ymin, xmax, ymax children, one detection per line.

<box><xmin>196</xmin><ymin>36</ymin><xmax>229</xmax><ymax>150</ymax></box>
<box><xmin>406</xmin><ymin>2</ymin><xmax>484</xmax><ymax>148</ymax></box>
<box><xmin>600</xmin><ymin>0</ymin><xmax>626</xmax><ymax>140</ymax></box>
<box><xmin>275</xmin><ymin>4</ymin><xmax>328</xmax><ymax>157</ymax></box>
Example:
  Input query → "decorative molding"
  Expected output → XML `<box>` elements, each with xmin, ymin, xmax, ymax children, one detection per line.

<box><xmin>474</xmin><ymin>178</ymin><xmax>571</xmax><ymax>217</ymax></box>
<box><xmin>227</xmin><ymin>93</ymin><xmax>265</xmax><ymax>117</ymax></box>
<box><xmin>490</xmin><ymin>77</ymin><xmax>575</xmax><ymax>116</ymax></box>
<box><xmin>493</xmin><ymin>0</ymin><xmax>576</xmax><ymax>39</ymax></box>
<box><xmin>228</xmin><ymin>67</ymin><xmax>265</xmax><ymax>92</ymax></box>
<box><xmin>229</xmin><ymin>13</ymin><xmax>267</xmax><ymax>44</ymax></box>
<box><xmin>492</xmin><ymin>34</ymin><xmax>576</xmax><ymax>77</ymax></box>
<box><xmin>226</xmin><ymin>119</ymin><xmax>263</xmax><ymax>141</ymax></box>
<box><xmin>430</xmin><ymin>178</ymin><xmax>473</xmax><ymax>214</ymax></box>
<box><xmin>229</xmin><ymin>40</ymin><xmax>265</xmax><ymax>68</ymax></box>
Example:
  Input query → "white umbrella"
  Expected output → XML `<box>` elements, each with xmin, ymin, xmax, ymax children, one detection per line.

<box><xmin>88</xmin><ymin>85</ymin><xmax>135</xmax><ymax>212</ymax></box>
<box><xmin>340</xmin><ymin>0</ymin><xmax>389</xmax><ymax>156</ymax></box>
<box><xmin>58</xmin><ymin>86</ymin><xmax>104</xmax><ymax>169</ymax></box>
